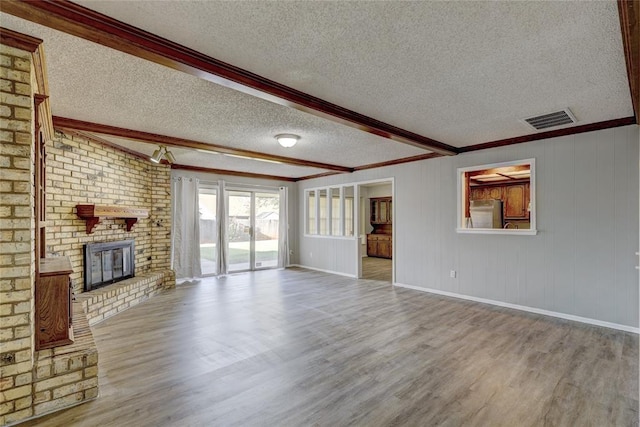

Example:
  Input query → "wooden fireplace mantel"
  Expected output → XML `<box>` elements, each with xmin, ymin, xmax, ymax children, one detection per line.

<box><xmin>76</xmin><ymin>204</ymin><xmax>149</xmax><ymax>234</ymax></box>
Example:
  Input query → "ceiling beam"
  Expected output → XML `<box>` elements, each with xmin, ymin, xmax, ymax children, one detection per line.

<box><xmin>1</xmin><ymin>0</ymin><xmax>458</xmax><ymax>156</ymax></box>
<box><xmin>170</xmin><ymin>164</ymin><xmax>297</xmax><ymax>183</ymax></box>
<box><xmin>458</xmin><ymin>116</ymin><xmax>636</xmax><ymax>153</ymax></box>
<box><xmin>52</xmin><ymin>116</ymin><xmax>353</xmax><ymax>173</ymax></box>
<box><xmin>618</xmin><ymin>0</ymin><xmax>640</xmax><ymax>122</ymax></box>
<box><xmin>353</xmin><ymin>152</ymin><xmax>442</xmax><ymax>172</ymax></box>
<box><xmin>64</xmin><ymin>129</ymin><xmax>155</xmax><ymax>162</ymax></box>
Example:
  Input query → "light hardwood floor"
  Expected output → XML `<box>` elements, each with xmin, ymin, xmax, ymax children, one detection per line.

<box><xmin>21</xmin><ymin>268</ymin><xmax>638</xmax><ymax>426</ymax></box>
<box><xmin>362</xmin><ymin>256</ymin><xmax>392</xmax><ymax>282</ymax></box>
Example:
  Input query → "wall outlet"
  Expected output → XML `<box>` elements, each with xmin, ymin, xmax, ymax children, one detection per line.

<box><xmin>450</xmin><ymin>270</ymin><xmax>457</xmax><ymax>278</ymax></box>
<box><xmin>309</xmin><ymin>252</ymin><xmax>313</xmax><ymax>258</ymax></box>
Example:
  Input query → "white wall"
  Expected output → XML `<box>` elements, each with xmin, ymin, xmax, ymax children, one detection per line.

<box><xmin>297</xmin><ymin>125</ymin><xmax>639</xmax><ymax>328</ymax></box>
<box><xmin>171</xmin><ymin>170</ymin><xmax>299</xmax><ymax>264</ymax></box>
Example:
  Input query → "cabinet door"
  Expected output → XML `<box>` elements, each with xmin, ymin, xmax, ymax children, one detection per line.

<box><xmin>378</xmin><ymin>237</ymin><xmax>392</xmax><ymax>258</ymax></box>
<box><xmin>488</xmin><ymin>187</ymin><xmax>502</xmax><ymax>200</ymax></box>
<box><xmin>379</xmin><ymin>200</ymin><xmax>388</xmax><ymax>223</ymax></box>
<box><xmin>471</xmin><ymin>188</ymin><xmax>486</xmax><ymax>200</ymax></box>
<box><xmin>367</xmin><ymin>237</ymin><xmax>378</xmax><ymax>257</ymax></box>
<box><xmin>36</xmin><ymin>274</ymin><xmax>72</xmax><ymax>349</ymax></box>
<box><xmin>370</xmin><ymin>200</ymin><xmax>378</xmax><ymax>223</ymax></box>
<box><xmin>505</xmin><ymin>185</ymin><xmax>526</xmax><ymax>218</ymax></box>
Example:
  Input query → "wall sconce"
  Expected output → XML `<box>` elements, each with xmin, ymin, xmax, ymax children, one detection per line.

<box><xmin>150</xmin><ymin>146</ymin><xmax>176</xmax><ymax>164</ymax></box>
<box><xmin>275</xmin><ymin>134</ymin><xmax>299</xmax><ymax>148</ymax></box>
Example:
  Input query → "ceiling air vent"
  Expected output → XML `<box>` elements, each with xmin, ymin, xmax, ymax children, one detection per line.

<box><xmin>522</xmin><ymin>108</ymin><xmax>576</xmax><ymax>130</ymax></box>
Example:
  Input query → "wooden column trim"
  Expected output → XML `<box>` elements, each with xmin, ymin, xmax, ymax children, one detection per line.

<box><xmin>1</xmin><ymin>0</ymin><xmax>457</xmax><ymax>155</ymax></box>
<box><xmin>0</xmin><ymin>26</ymin><xmax>42</xmax><ymax>52</ymax></box>
<box><xmin>618</xmin><ymin>0</ymin><xmax>640</xmax><ymax>122</ymax></box>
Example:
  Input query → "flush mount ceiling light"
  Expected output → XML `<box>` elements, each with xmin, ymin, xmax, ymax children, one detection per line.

<box><xmin>150</xmin><ymin>145</ymin><xmax>176</xmax><ymax>164</ymax></box>
<box><xmin>275</xmin><ymin>134</ymin><xmax>300</xmax><ymax>148</ymax></box>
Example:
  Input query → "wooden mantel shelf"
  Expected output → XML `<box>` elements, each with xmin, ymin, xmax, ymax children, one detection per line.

<box><xmin>76</xmin><ymin>204</ymin><xmax>149</xmax><ymax>234</ymax></box>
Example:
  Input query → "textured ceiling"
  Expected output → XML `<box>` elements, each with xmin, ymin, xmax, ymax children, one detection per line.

<box><xmin>73</xmin><ymin>0</ymin><xmax>634</xmax><ymax>146</ymax></box>
<box><xmin>0</xmin><ymin>1</ymin><xmax>634</xmax><ymax>180</ymax></box>
<box><xmin>1</xmin><ymin>13</ymin><xmax>428</xmax><ymax>176</ymax></box>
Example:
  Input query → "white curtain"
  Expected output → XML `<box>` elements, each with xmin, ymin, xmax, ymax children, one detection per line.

<box><xmin>278</xmin><ymin>186</ymin><xmax>289</xmax><ymax>268</ymax></box>
<box><xmin>216</xmin><ymin>180</ymin><xmax>228</xmax><ymax>275</ymax></box>
<box><xmin>171</xmin><ymin>177</ymin><xmax>202</xmax><ymax>279</ymax></box>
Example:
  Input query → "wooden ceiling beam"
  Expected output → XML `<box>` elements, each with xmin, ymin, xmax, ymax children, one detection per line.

<box><xmin>458</xmin><ymin>116</ymin><xmax>636</xmax><ymax>153</ymax></box>
<box><xmin>170</xmin><ymin>164</ymin><xmax>297</xmax><ymax>183</ymax></box>
<box><xmin>1</xmin><ymin>0</ymin><xmax>458</xmax><ymax>156</ymax></box>
<box><xmin>618</xmin><ymin>0</ymin><xmax>640</xmax><ymax>122</ymax></box>
<box><xmin>52</xmin><ymin>116</ymin><xmax>353</xmax><ymax>173</ymax></box>
<box><xmin>63</xmin><ymin>129</ymin><xmax>155</xmax><ymax>162</ymax></box>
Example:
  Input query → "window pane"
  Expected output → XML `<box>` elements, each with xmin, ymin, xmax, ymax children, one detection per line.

<box><xmin>198</xmin><ymin>187</ymin><xmax>217</xmax><ymax>275</ymax></box>
<box><xmin>307</xmin><ymin>190</ymin><xmax>316</xmax><ymax>234</ymax></box>
<box><xmin>319</xmin><ymin>189</ymin><xmax>328</xmax><ymax>235</ymax></box>
<box><xmin>255</xmin><ymin>192</ymin><xmax>279</xmax><ymax>269</ymax></box>
<box><xmin>344</xmin><ymin>186</ymin><xmax>354</xmax><ymax>236</ymax></box>
<box><xmin>331</xmin><ymin>188</ymin><xmax>341</xmax><ymax>235</ymax></box>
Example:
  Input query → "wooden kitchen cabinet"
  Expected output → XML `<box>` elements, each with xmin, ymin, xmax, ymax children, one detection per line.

<box><xmin>36</xmin><ymin>257</ymin><xmax>74</xmax><ymax>350</ymax></box>
<box><xmin>367</xmin><ymin>234</ymin><xmax>392</xmax><ymax>259</ymax></box>
<box><xmin>470</xmin><ymin>183</ymin><xmax>530</xmax><ymax>220</ymax></box>
<box><xmin>504</xmin><ymin>183</ymin><xmax>530</xmax><ymax>219</ymax></box>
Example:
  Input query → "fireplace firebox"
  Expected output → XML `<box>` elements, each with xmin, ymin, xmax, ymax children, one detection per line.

<box><xmin>83</xmin><ymin>240</ymin><xmax>135</xmax><ymax>291</ymax></box>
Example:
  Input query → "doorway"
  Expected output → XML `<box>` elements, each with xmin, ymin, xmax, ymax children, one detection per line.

<box><xmin>357</xmin><ymin>180</ymin><xmax>394</xmax><ymax>283</ymax></box>
<box><xmin>227</xmin><ymin>190</ymin><xmax>280</xmax><ymax>272</ymax></box>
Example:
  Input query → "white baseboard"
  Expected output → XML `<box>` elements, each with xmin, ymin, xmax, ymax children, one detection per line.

<box><xmin>393</xmin><ymin>282</ymin><xmax>639</xmax><ymax>334</ymax></box>
<box><xmin>289</xmin><ymin>264</ymin><xmax>357</xmax><ymax>278</ymax></box>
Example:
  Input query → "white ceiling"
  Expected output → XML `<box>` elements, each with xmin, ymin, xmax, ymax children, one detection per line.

<box><xmin>1</xmin><ymin>1</ymin><xmax>634</xmax><ymax>179</ymax></box>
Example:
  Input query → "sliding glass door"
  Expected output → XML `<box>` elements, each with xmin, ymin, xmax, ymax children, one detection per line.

<box><xmin>227</xmin><ymin>190</ymin><xmax>280</xmax><ymax>272</ymax></box>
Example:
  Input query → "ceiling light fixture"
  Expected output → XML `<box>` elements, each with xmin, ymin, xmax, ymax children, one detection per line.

<box><xmin>275</xmin><ymin>134</ymin><xmax>299</xmax><ymax>148</ymax></box>
<box><xmin>149</xmin><ymin>145</ymin><xmax>176</xmax><ymax>164</ymax></box>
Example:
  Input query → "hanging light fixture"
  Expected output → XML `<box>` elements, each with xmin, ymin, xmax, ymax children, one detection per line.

<box><xmin>275</xmin><ymin>134</ymin><xmax>299</xmax><ymax>148</ymax></box>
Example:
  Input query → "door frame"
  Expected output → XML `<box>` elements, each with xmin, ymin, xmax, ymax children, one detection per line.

<box><xmin>355</xmin><ymin>177</ymin><xmax>395</xmax><ymax>283</ymax></box>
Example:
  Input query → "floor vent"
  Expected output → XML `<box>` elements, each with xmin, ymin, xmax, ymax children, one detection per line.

<box><xmin>523</xmin><ymin>109</ymin><xmax>576</xmax><ymax>130</ymax></box>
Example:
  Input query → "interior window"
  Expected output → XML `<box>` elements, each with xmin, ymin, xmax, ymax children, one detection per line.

<box><xmin>305</xmin><ymin>185</ymin><xmax>356</xmax><ymax>237</ymax></box>
<box><xmin>457</xmin><ymin>159</ymin><xmax>536</xmax><ymax>234</ymax></box>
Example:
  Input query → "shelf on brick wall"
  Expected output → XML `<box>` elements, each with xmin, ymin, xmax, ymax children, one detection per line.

<box><xmin>76</xmin><ymin>204</ymin><xmax>149</xmax><ymax>234</ymax></box>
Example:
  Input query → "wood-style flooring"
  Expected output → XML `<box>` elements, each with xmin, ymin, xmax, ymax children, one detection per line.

<box><xmin>361</xmin><ymin>256</ymin><xmax>392</xmax><ymax>282</ymax></box>
<box><xmin>20</xmin><ymin>268</ymin><xmax>638</xmax><ymax>426</ymax></box>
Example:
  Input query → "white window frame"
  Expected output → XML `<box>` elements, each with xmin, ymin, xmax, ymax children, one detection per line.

<box><xmin>304</xmin><ymin>184</ymin><xmax>357</xmax><ymax>239</ymax></box>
